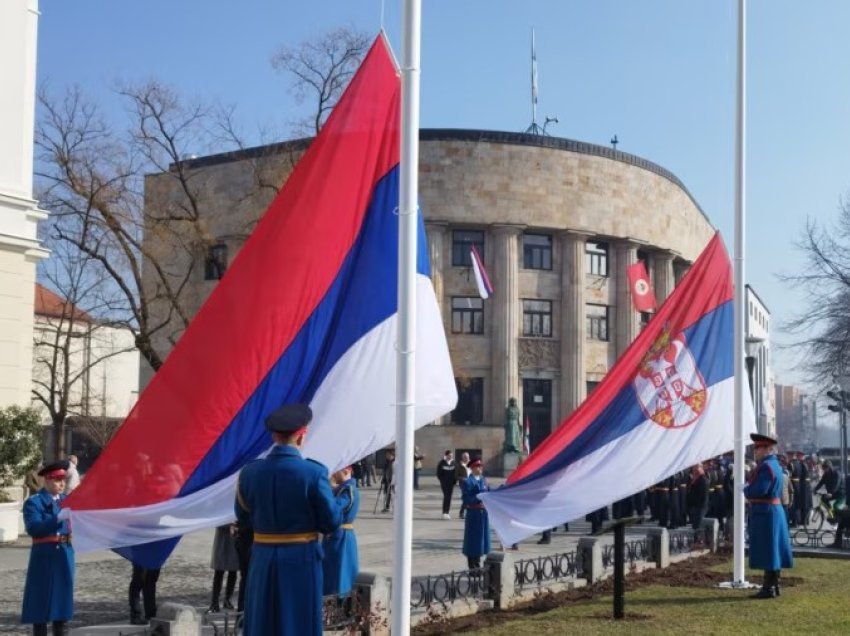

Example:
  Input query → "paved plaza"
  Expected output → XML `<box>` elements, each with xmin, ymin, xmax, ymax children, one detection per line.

<box><xmin>0</xmin><ymin>479</ymin><xmax>648</xmax><ymax>633</ymax></box>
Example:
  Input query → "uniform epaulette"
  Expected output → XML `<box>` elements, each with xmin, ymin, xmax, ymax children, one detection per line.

<box><xmin>306</xmin><ymin>458</ymin><xmax>330</xmax><ymax>472</ymax></box>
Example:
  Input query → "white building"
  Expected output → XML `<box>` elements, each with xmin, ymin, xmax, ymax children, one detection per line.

<box><xmin>745</xmin><ymin>284</ymin><xmax>775</xmax><ymax>437</ymax></box>
<box><xmin>32</xmin><ymin>284</ymin><xmax>140</xmax><ymax>426</ymax></box>
<box><xmin>0</xmin><ymin>0</ymin><xmax>48</xmax><ymax>407</ymax></box>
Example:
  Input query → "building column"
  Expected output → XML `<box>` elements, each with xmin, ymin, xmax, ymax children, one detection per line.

<box><xmin>559</xmin><ymin>231</ymin><xmax>589</xmax><ymax>419</ymax></box>
<box><xmin>653</xmin><ymin>250</ymin><xmax>676</xmax><ymax>303</ymax></box>
<box><xmin>490</xmin><ymin>225</ymin><xmax>522</xmax><ymax>425</ymax></box>
<box><xmin>425</xmin><ymin>221</ymin><xmax>448</xmax><ymax>312</ymax></box>
<box><xmin>615</xmin><ymin>240</ymin><xmax>639</xmax><ymax>356</ymax></box>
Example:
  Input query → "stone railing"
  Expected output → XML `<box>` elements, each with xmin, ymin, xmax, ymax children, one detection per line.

<box><xmin>513</xmin><ymin>550</ymin><xmax>583</xmax><ymax>592</ymax></box>
<box><xmin>410</xmin><ymin>567</ymin><xmax>490</xmax><ymax>611</ymax></box>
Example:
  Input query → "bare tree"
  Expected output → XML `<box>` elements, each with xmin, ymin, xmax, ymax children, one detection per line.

<box><xmin>35</xmin><ymin>83</ymin><xmax>241</xmax><ymax>372</ymax></box>
<box><xmin>271</xmin><ymin>27</ymin><xmax>370</xmax><ymax>135</ymax></box>
<box><xmin>31</xmin><ymin>229</ymin><xmax>134</xmax><ymax>457</ymax></box>
<box><xmin>783</xmin><ymin>201</ymin><xmax>850</xmax><ymax>383</ymax></box>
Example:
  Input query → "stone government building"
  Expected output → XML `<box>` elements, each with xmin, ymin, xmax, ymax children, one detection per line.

<box><xmin>143</xmin><ymin>129</ymin><xmax>714</xmax><ymax>474</ymax></box>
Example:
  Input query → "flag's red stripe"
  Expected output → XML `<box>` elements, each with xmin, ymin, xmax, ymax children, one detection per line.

<box><xmin>68</xmin><ymin>38</ymin><xmax>401</xmax><ymax>510</ymax></box>
<box><xmin>507</xmin><ymin>233</ymin><xmax>732</xmax><ymax>485</ymax></box>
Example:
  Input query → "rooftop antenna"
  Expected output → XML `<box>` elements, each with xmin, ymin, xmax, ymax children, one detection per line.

<box><xmin>525</xmin><ymin>29</ymin><xmax>557</xmax><ymax>136</ymax></box>
<box><xmin>610</xmin><ymin>135</ymin><xmax>619</xmax><ymax>150</ymax></box>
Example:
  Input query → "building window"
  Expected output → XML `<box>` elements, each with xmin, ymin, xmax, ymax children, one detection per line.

<box><xmin>586</xmin><ymin>304</ymin><xmax>610</xmax><ymax>341</ymax></box>
<box><xmin>523</xmin><ymin>299</ymin><xmax>553</xmax><ymax>338</ymax></box>
<box><xmin>523</xmin><ymin>233</ymin><xmax>553</xmax><ymax>270</ymax></box>
<box><xmin>451</xmin><ymin>297</ymin><xmax>484</xmax><ymax>334</ymax></box>
<box><xmin>205</xmin><ymin>243</ymin><xmax>228</xmax><ymax>280</ymax></box>
<box><xmin>640</xmin><ymin>311</ymin><xmax>653</xmax><ymax>331</ymax></box>
<box><xmin>586</xmin><ymin>380</ymin><xmax>600</xmax><ymax>396</ymax></box>
<box><xmin>452</xmin><ymin>230</ymin><xmax>485</xmax><ymax>267</ymax></box>
<box><xmin>586</xmin><ymin>241</ymin><xmax>609</xmax><ymax>276</ymax></box>
<box><xmin>452</xmin><ymin>377</ymin><xmax>484</xmax><ymax>425</ymax></box>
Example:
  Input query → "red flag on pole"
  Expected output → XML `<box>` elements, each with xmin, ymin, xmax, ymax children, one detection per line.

<box><xmin>627</xmin><ymin>261</ymin><xmax>657</xmax><ymax>312</ymax></box>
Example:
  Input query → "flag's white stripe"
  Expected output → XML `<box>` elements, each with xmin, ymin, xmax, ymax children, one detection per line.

<box><xmin>480</xmin><ymin>377</ymin><xmax>755</xmax><ymax>546</ymax></box>
<box><xmin>471</xmin><ymin>255</ymin><xmax>490</xmax><ymax>299</ymax></box>
<box><xmin>70</xmin><ymin>276</ymin><xmax>457</xmax><ymax>553</ymax></box>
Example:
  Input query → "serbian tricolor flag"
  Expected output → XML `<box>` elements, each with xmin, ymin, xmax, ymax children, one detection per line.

<box><xmin>627</xmin><ymin>261</ymin><xmax>657</xmax><ymax>312</ymax></box>
<box><xmin>64</xmin><ymin>36</ymin><xmax>457</xmax><ymax>566</ymax></box>
<box><xmin>480</xmin><ymin>233</ymin><xmax>755</xmax><ymax>545</ymax></box>
<box><xmin>470</xmin><ymin>244</ymin><xmax>493</xmax><ymax>299</ymax></box>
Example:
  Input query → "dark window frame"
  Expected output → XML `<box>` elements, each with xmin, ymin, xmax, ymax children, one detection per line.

<box><xmin>522</xmin><ymin>233</ymin><xmax>553</xmax><ymax>271</ymax></box>
<box><xmin>204</xmin><ymin>243</ymin><xmax>228</xmax><ymax>281</ymax></box>
<box><xmin>585</xmin><ymin>241</ymin><xmax>609</xmax><ymax>277</ymax></box>
<box><xmin>586</xmin><ymin>303</ymin><xmax>610</xmax><ymax>341</ymax></box>
<box><xmin>452</xmin><ymin>230</ymin><xmax>485</xmax><ymax>267</ymax></box>
<box><xmin>452</xmin><ymin>377</ymin><xmax>484</xmax><ymax>425</ymax></box>
<box><xmin>451</xmin><ymin>297</ymin><xmax>485</xmax><ymax>334</ymax></box>
<box><xmin>523</xmin><ymin>299</ymin><xmax>553</xmax><ymax>338</ymax></box>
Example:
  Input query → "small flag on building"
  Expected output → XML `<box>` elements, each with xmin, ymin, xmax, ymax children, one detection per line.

<box><xmin>470</xmin><ymin>244</ymin><xmax>494</xmax><ymax>299</ymax></box>
<box><xmin>627</xmin><ymin>261</ymin><xmax>657</xmax><ymax>312</ymax></box>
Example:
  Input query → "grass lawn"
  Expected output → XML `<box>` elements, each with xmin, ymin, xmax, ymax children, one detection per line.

<box><xmin>455</xmin><ymin>556</ymin><xmax>850</xmax><ymax>635</ymax></box>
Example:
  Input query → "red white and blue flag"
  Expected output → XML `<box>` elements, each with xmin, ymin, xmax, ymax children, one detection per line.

<box><xmin>480</xmin><ymin>234</ymin><xmax>754</xmax><ymax>545</ymax></box>
<box><xmin>470</xmin><ymin>244</ymin><xmax>493</xmax><ymax>299</ymax></box>
<box><xmin>64</xmin><ymin>37</ymin><xmax>457</xmax><ymax>566</ymax></box>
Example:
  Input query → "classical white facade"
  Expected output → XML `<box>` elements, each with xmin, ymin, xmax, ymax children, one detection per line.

<box><xmin>745</xmin><ymin>284</ymin><xmax>775</xmax><ymax>437</ymax></box>
<box><xmin>0</xmin><ymin>0</ymin><xmax>48</xmax><ymax>407</ymax></box>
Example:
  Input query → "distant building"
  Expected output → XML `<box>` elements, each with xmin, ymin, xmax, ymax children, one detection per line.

<box><xmin>0</xmin><ymin>1</ymin><xmax>48</xmax><ymax>407</ymax></box>
<box><xmin>775</xmin><ymin>384</ymin><xmax>817</xmax><ymax>452</ymax></box>
<box><xmin>31</xmin><ymin>283</ymin><xmax>139</xmax><ymax>456</ymax></box>
<box><xmin>141</xmin><ymin>130</ymin><xmax>715</xmax><ymax>471</ymax></box>
<box><xmin>745</xmin><ymin>285</ymin><xmax>774</xmax><ymax>436</ymax></box>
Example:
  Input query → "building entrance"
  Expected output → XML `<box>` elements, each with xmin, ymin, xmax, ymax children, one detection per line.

<box><xmin>523</xmin><ymin>378</ymin><xmax>552</xmax><ymax>452</ymax></box>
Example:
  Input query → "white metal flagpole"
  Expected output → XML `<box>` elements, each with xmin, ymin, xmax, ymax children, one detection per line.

<box><xmin>393</xmin><ymin>0</ymin><xmax>421</xmax><ymax>632</ymax></box>
<box><xmin>727</xmin><ymin>0</ymin><xmax>752</xmax><ymax>589</ymax></box>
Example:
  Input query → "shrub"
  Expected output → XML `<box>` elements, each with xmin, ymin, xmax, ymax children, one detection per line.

<box><xmin>0</xmin><ymin>406</ymin><xmax>43</xmax><ymax>502</ymax></box>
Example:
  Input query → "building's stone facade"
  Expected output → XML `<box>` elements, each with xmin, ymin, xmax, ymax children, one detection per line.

<box><xmin>142</xmin><ymin>130</ymin><xmax>714</xmax><ymax>472</ymax></box>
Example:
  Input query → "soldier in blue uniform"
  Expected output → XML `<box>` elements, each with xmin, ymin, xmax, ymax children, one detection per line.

<box><xmin>461</xmin><ymin>458</ymin><xmax>490</xmax><ymax>569</ymax></box>
<box><xmin>21</xmin><ymin>460</ymin><xmax>74</xmax><ymax>636</ymax></box>
<box><xmin>323</xmin><ymin>465</ymin><xmax>360</xmax><ymax>596</ymax></box>
<box><xmin>235</xmin><ymin>404</ymin><xmax>343</xmax><ymax>635</ymax></box>
<box><xmin>744</xmin><ymin>433</ymin><xmax>793</xmax><ymax>599</ymax></box>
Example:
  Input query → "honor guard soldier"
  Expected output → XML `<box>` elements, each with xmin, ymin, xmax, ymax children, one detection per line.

<box><xmin>744</xmin><ymin>433</ymin><xmax>794</xmax><ymax>599</ymax></box>
<box><xmin>21</xmin><ymin>460</ymin><xmax>74</xmax><ymax>636</ymax></box>
<box><xmin>323</xmin><ymin>466</ymin><xmax>360</xmax><ymax>597</ymax></box>
<box><xmin>235</xmin><ymin>404</ymin><xmax>343</xmax><ymax>635</ymax></box>
<box><xmin>461</xmin><ymin>458</ymin><xmax>491</xmax><ymax>569</ymax></box>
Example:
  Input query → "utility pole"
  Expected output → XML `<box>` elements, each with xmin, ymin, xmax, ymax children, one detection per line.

<box><xmin>826</xmin><ymin>388</ymin><xmax>850</xmax><ymax>477</ymax></box>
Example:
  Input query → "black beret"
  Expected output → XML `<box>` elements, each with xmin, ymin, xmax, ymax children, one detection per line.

<box><xmin>265</xmin><ymin>404</ymin><xmax>313</xmax><ymax>433</ymax></box>
<box><xmin>38</xmin><ymin>459</ymin><xmax>71</xmax><ymax>477</ymax></box>
<box><xmin>750</xmin><ymin>433</ymin><xmax>777</xmax><ymax>447</ymax></box>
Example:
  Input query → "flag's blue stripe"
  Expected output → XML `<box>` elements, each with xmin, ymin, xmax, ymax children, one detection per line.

<box><xmin>508</xmin><ymin>300</ymin><xmax>733</xmax><ymax>490</ymax></box>
<box><xmin>128</xmin><ymin>166</ymin><xmax>429</xmax><ymax>568</ymax></box>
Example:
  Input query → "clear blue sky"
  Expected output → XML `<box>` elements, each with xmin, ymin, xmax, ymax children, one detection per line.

<box><xmin>36</xmin><ymin>1</ymin><xmax>850</xmax><ymax>392</ymax></box>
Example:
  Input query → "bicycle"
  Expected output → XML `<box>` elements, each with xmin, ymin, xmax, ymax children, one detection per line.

<box><xmin>807</xmin><ymin>492</ymin><xmax>838</xmax><ymax>532</ymax></box>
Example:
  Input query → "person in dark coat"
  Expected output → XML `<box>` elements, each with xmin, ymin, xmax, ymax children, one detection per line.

<box><xmin>814</xmin><ymin>459</ymin><xmax>845</xmax><ymax>519</ymax></box>
<box><xmin>436</xmin><ymin>450</ymin><xmax>457</xmax><ymax>519</ymax></box>
<box><xmin>207</xmin><ymin>524</ymin><xmax>240</xmax><ymax>612</ymax></box>
<box><xmin>323</xmin><ymin>466</ymin><xmax>360</xmax><ymax>596</ymax></box>
<box><xmin>380</xmin><ymin>449</ymin><xmax>396</xmax><ymax>513</ymax></box>
<box><xmin>235</xmin><ymin>404</ymin><xmax>343</xmax><ymax>635</ymax></box>
<box><xmin>611</xmin><ymin>494</ymin><xmax>633</xmax><ymax>520</ymax></box>
<box><xmin>744</xmin><ymin>434</ymin><xmax>793</xmax><ymax>599</ymax></box>
<box><xmin>21</xmin><ymin>460</ymin><xmax>74</xmax><ymax>636</ymax></box>
<box><xmin>585</xmin><ymin>506</ymin><xmax>609</xmax><ymax>534</ymax></box>
<box><xmin>232</xmin><ymin>518</ymin><xmax>253</xmax><ymax>612</ymax></box>
<box><xmin>461</xmin><ymin>458</ymin><xmax>490</xmax><ymax>569</ymax></box>
<box><xmin>667</xmin><ymin>474</ymin><xmax>681</xmax><ymax>529</ymax></box>
<box><xmin>686</xmin><ymin>465</ymin><xmax>709</xmax><ymax>543</ymax></box>
<box><xmin>129</xmin><ymin>565</ymin><xmax>160</xmax><ymax>625</ymax></box>
<box><xmin>796</xmin><ymin>452</ymin><xmax>812</xmax><ymax>525</ymax></box>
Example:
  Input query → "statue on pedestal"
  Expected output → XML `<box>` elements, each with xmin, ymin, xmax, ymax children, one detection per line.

<box><xmin>503</xmin><ymin>397</ymin><xmax>522</xmax><ymax>454</ymax></box>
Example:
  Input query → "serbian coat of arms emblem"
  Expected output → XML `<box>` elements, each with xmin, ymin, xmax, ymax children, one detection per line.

<box><xmin>633</xmin><ymin>326</ymin><xmax>707</xmax><ymax>429</ymax></box>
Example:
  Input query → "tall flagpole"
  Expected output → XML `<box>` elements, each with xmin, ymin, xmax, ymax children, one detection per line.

<box><xmin>719</xmin><ymin>0</ymin><xmax>750</xmax><ymax>592</ymax></box>
<box><xmin>394</xmin><ymin>0</ymin><xmax>421</xmax><ymax>633</ymax></box>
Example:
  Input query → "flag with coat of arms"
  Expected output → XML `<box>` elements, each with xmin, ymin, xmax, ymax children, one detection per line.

<box><xmin>480</xmin><ymin>233</ymin><xmax>755</xmax><ymax>545</ymax></box>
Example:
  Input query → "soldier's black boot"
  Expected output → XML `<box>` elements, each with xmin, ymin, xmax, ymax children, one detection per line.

<box><xmin>51</xmin><ymin>621</ymin><xmax>68</xmax><ymax>636</ymax></box>
<box><xmin>773</xmin><ymin>570</ymin><xmax>781</xmax><ymax>597</ymax></box>
<box><xmin>753</xmin><ymin>571</ymin><xmax>776</xmax><ymax>599</ymax></box>
<box><xmin>129</xmin><ymin>598</ymin><xmax>146</xmax><ymax>625</ymax></box>
<box><xmin>32</xmin><ymin>624</ymin><xmax>47</xmax><ymax>636</ymax></box>
<box><xmin>831</xmin><ymin>526</ymin><xmax>844</xmax><ymax>548</ymax></box>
